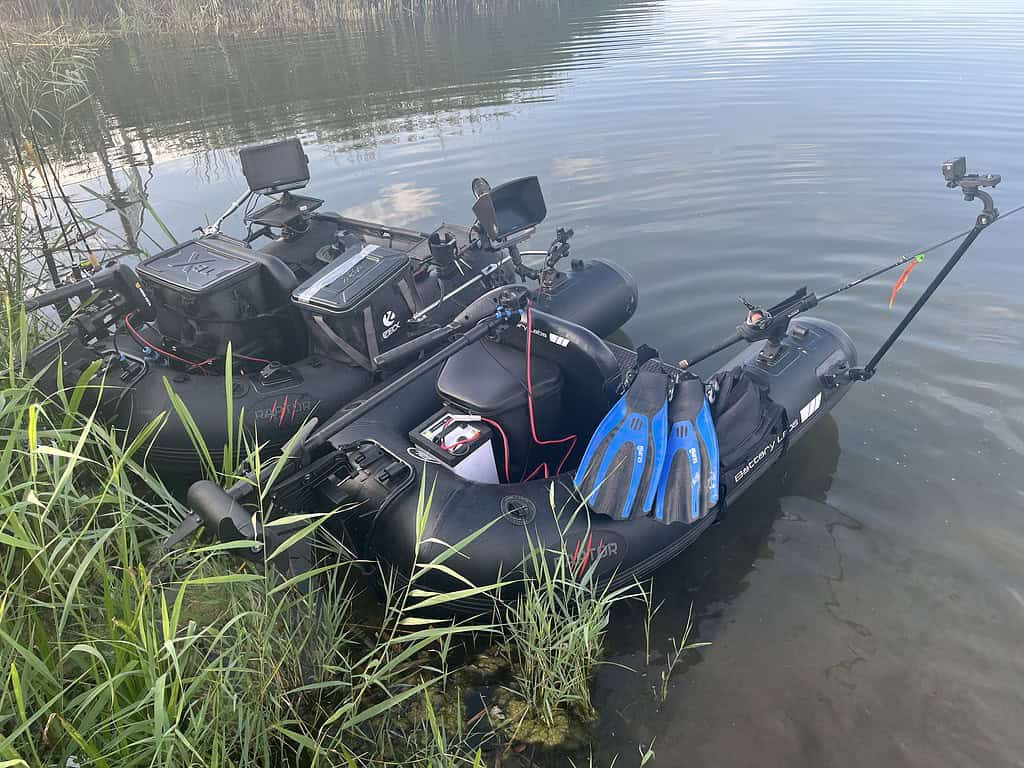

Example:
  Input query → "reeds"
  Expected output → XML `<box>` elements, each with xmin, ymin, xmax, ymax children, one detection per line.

<box><xmin>0</xmin><ymin>344</ymin><xmax>630</xmax><ymax>764</ymax></box>
<box><xmin>2</xmin><ymin>0</ymin><xmax>531</xmax><ymax>36</ymax></box>
<box><xmin>0</xmin><ymin>324</ymin><xmax>489</xmax><ymax>765</ymax></box>
<box><xmin>498</xmin><ymin>513</ymin><xmax>641</xmax><ymax>747</ymax></box>
<box><xmin>1</xmin><ymin>26</ymin><xmax>108</xmax><ymax>302</ymax></box>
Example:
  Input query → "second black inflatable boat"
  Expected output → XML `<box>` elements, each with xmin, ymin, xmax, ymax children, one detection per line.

<box><xmin>24</xmin><ymin>139</ymin><xmax>636</xmax><ymax>484</ymax></box>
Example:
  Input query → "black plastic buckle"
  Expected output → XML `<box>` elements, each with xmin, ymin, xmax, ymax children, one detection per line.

<box><xmin>845</xmin><ymin>367</ymin><xmax>875</xmax><ymax>382</ymax></box>
<box><xmin>351</xmin><ymin>443</ymin><xmax>384</xmax><ymax>468</ymax></box>
<box><xmin>376</xmin><ymin>461</ymin><xmax>407</xmax><ymax>485</ymax></box>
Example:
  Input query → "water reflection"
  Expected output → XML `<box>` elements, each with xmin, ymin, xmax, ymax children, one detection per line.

<box><xmin>54</xmin><ymin>0</ymin><xmax>657</xmax><ymax>180</ymax></box>
<box><xmin>598</xmin><ymin>413</ymin><xmax>842</xmax><ymax>652</ymax></box>
<box><xmin>342</xmin><ymin>181</ymin><xmax>440</xmax><ymax>222</ymax></box>
<box><xmin>551</xmin><ymin>155</ymin><xmax>610</xmax><ymax>183</ymax></box>
<box><xmin>590</xmin><ymin>415</ymin><xmax>844</xmax><ymax>759</ymax></box>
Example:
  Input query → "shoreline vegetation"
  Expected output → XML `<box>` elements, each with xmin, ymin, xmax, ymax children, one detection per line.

<box><xmin>2</xmin><ymin>0</ymin><xmax>539</xmax><ymax>36</ymax></box>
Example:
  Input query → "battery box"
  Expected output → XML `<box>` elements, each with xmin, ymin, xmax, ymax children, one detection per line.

<box><xmin>410</xmin><ymin>410</ymin><xmax>499</xmax><ymax>484</ymax></box>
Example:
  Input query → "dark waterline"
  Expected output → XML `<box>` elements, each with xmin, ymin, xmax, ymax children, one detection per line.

<box><xmin>62</xmin><ymin>0</ymin><xmax>1024</xmax><ymax>764</ymax></box>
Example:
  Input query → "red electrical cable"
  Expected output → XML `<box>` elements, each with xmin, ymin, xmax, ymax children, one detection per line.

<box><xmin>125</xmin><ymin>313</ymin><xmax>211</xmax><ymax>372</ymax></box>
<box><xmin>480</xmin><ymin>417</ymin><xmax>511</xmax><ymax>484</ymax></box>
<box><xmin>525</xmin><ymin>305</ymin><xmax>577</xmax><ymax>476</ymax></box>
<box><xmin>440</xmin><ymin>435</ymin><xmax>476</xmax><ymax>452</ymax></box>
<box><xmin>524</xmin><ymin>462</ymin><xmax>549</xmax><ymax>482</ymax></box>
<box><xmin>235</xmin><ymin>352</ymin><xmax>272</xmax><ymax>364</ymax></box>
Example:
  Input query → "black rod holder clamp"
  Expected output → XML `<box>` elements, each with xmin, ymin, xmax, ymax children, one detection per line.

<box><xmin>943</xmin><ymin>156</ymin><xmax>1000</xmax><ymax>226</ymax></box>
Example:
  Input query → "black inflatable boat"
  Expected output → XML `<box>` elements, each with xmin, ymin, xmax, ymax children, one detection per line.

<box><xmin>177</xmin><ymin>156</ymin><xmax>1007</xmax><ymax>609</ymax></box>
<box><xmin>269</xmin><ymin>309</ymin><xmax>853</xmax><ymax>609</ymax></box>
<box><xmin>24</xmin><ymin>139</ymin><xmax>636</xmax><ymax>483</ymax></box>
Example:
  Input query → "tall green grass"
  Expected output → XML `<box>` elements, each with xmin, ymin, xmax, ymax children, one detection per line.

<box><xmin>0</xmin><ymin>336</ymin><xmax>488</xmax><ymax>765</ymax></box>
<box><xmin>495</xmin><ymin>509</ymin><xmax>640</xmax><ymax>748</ymax></box>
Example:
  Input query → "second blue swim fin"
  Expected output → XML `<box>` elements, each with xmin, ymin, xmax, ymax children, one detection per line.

<box><xmin>655</xmin><ymin>377</ymin><xmax>720</xmax><ymax>524</ymax></box>
<box><xmin>574</xmin><ymin>368</ymin><xmax>670</xmax><ymax>520</ymax></box>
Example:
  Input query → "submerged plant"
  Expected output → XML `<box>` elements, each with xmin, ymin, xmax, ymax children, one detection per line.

<box><xmin>658</xmin><ymin>602</ymin><xmax>710</xmax><ymax>704</ymax></box>
<box><xmin>498</xmin><ymin>504</ymin><xmax>640</xmax><ymax>745</ymax></box>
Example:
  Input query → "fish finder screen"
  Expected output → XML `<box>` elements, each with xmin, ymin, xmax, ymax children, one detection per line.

<box><xmin>239</xmin><ymin>138</ymin><xmax>310</xmax><ymax>194</ymax></box>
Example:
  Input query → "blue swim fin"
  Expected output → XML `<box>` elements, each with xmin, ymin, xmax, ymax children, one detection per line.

<box><xmin>655</xmin><ymin>377</ymin><xmax>720</xmax><ymax>524</ymax></box>
<box><xmin>574</xmin><ymin>368</ymin><xmax>670</xmax><ymax>520</ymax></box>
<box><xmin>696</xmin><ymin>396</ymin><xmax>720</xmax><ymax>508</ymax></box>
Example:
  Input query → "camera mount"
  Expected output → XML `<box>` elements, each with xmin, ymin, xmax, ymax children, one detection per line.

<box><xmin>942</xmin><ymin>156</ymin><xmax>1001</xmax><ymax>226</ymax></box>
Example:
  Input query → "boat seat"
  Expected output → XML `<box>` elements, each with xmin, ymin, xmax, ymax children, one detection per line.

<box><xmin>437</xmin><ymin>338</ymin><xmax>562</xmax><ymax>416</ymax></box>
<box><xmin>438</xmin><ymin>338</ymin><xmax>564</xmax><ymax>479</ymax></box>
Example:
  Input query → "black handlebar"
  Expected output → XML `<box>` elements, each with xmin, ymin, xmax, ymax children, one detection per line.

<box><xmin>372</xmin><ymin>323</ymin><xmax>456</xmax><ymax>368</ymax></box>
<box><xmin>187</xmin><ymin>480</ymin><xmax>256</xmax><ymax>540</ymax></box>
<box><xmin>372</xmin><ymin>285</ymin><xmax>530</xmax><ymax>370</ymax></box>
<box><xmin>24</xmin><ymin>264</ymin><xmax>119</xmax><ymax>311</ymax></box>
<box><xmin>23</xmin><ymin>263</ymin><xmax>154</xmax><ymax>320</ymax></box>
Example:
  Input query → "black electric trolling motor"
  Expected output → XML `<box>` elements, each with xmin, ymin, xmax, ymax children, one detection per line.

<box><xmin>680</xmin><ymin>157</ymin><xmax>1004</xmax><ymax>382</ymax></box>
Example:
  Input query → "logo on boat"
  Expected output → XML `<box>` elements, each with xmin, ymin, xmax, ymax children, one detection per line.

<box><xmin>253</xmin><ymin>393</ymin><xmax>317</xmax><ymax>426</ymax></box>
<box><xmin>732</xmin><ymin>408</ymin><xmax>818</xmax><ymax>484</ymax></box>
<box><xmin>733</xmin><ymin>433</ymin><xmax>784</xmax><ymax>484</ymax></box>
<box><xmin>528</xmin><ymin>328</ymin><xmax>570</xmax><ymax>348</ymax></box>
<box><xmin>799</xmin><ymin>392</ymin><xmax>822</xmax><ymax>423</ymax></box>
<box><xmin>381</xmin><ymin>310</ymin><xmax>401</xmax><ymax>339</ymax></box>
<box><xmin>571</xmin><ymin>532</ymin><xmax>626</xmax><ymax>575</ymax></box>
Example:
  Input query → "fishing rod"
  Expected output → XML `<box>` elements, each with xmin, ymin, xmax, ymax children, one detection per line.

<box><xmin>817</xmin><ymin>203</ymin><xmax>1024</xmax><ymax>304</ymax></box>
<box><xmin>680</xmin><ymin>157</ymin><xmax>1015</xmax><ymax>378</ymax></box>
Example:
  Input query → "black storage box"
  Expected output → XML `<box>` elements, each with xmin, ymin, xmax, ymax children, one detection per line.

<box><xmin>291</xmin><ymin>242</ymin><xmax>421</xmax><ymax>369</ymax></box>
<box><xmin>137</xmin><ymin>234</ymin><xmax>301</xmax><ymax>360</ymax></box>
<box><xmin>437</xmin><ymin>338</ymin><xmax>564</xmax><ymax>480</ymax></box>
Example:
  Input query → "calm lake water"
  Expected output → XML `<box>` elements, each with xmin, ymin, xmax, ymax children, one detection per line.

<box><xmin>63</xmin><ymin>0</ymin><xmax>1024</xmax><ymax>764</ymax></box>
